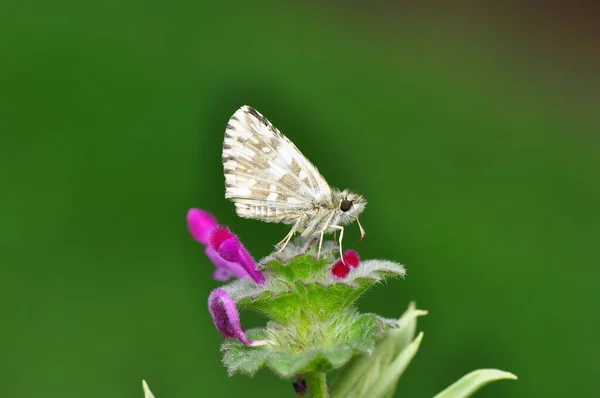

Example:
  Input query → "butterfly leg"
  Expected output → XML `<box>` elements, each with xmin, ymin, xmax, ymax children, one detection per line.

<box><xmin>276</xmin><ymin>217</ymin><xmax>303</xmax><ymax>254</ymax></box>
<box><xmin>331</xmin><ymin>225</ymin><xmax>345</xmax><ymax>264</ymax></box>
<box><xmin>315</xmin><ymin>212</ymin><xmax>337</xmax><ymax>260</ymax></box>
<box><xmin>276</xmin><ymin>227</ymin><xmax>296</xmax><ymax>254</ymax></box>
<box><xmin>316</xmin><ymin>229</ymin><xmax>325</xmax><ymax>260</ymax></box>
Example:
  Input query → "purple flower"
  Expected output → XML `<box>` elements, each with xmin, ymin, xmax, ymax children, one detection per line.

<box><xmin>208</xmin><ymin>226</ymin><xmax>266</xmax><ymax>285</ymax></box>
<box><xmin>187</xmin><ymin>208</ymin><xmax>265</xmax><ymax>285</ymax></box>
<box><xmin>208</xmin><ymin>288</ymin><xmax>265</xmax><ymax>346</ymax></box>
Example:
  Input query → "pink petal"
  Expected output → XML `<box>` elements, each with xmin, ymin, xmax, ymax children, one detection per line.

<box><xmin>236</xmin><ymin>245</ymin><xmax>266</xmax><ymax>285</ymax></box>
<box><xmin>208</xmin><ymin>226</ymin><xmax>235</xmax><ymax>250</ymax></box>
<box><xmin>208</xmin><ymin>226</ymin><xmax>266</xmax><ymax>285</ymax></box>
<box><xmin>212</xmin><ymin>267</ymin><xmax>233</xmax><ymax>282</ymax></box>
<box><xmin>205</xmin><ymin>247</ymin><xmax>248</xmax><ymax>280</ymax></box>
<box><xmin>187</xmin><ymin>209</ymin><xmax>218</xmax><ymax>245</ymax></box>
<box><xmin>216</xmin><ymin>237</ymin><xmax>242</xmax><ymax>263</ymax></box>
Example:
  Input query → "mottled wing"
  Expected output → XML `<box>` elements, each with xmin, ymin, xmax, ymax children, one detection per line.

<box><xmin>222</xmin><ymin>105</ymin><xmax>332</xmax><ymax>223</ymax></box>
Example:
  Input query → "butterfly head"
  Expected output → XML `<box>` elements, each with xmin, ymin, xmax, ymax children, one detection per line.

<box><xmin>334</xmin><ymin>189</ymin><xmax>367</xmax><ymax>226</ymax></box>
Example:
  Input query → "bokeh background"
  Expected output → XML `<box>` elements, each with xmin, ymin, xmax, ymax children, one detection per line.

<box><xmin>1</xmin><ymin>1</ymin><xmax>599</xmax><ymax>397</ymax></box>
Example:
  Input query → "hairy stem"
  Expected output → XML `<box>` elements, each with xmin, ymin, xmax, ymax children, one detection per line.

<box><xmin>305</xmin><ymin>372</ymin><xmax>328</xmax><ymax>398</ymax></box>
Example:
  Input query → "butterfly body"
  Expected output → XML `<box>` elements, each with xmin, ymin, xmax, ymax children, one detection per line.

<box><xmin>222</xmin><ymin>105</ymin><xmax>366</xmax><ymax>258</ymax></box>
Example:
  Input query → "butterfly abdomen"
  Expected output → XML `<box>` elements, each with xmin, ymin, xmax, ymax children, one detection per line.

<box><xmin>234</xmin><ymin>202</ymin><xmax>299</xmax><ymax>225</ymax></box>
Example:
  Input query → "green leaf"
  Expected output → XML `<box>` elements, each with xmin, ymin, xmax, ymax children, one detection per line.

<box><xmin>263</xmin><ymin>260</ymin><xmax>296</xmax><ymax>282</ymax></box>
<box><xmin>365</xmin><ymin>332</ymin><xmax>424</xmax><ymax>398</ymax></box>
<box><xmin>221</xmin><ymin>312</ymin><xmax>393</xmax><ymax>378</ymax></box>
<box><xmin>386</xmin><ymin>301</ymin><xmax>428</xmax><ymax>356</ymax></box>
<box><xmin>225</xmin><ymin>255</ymin><xmax>406</xmax><ymax>324</ymax></box>
<box><xmin>330</xmin><ymin>302</ymin><xmax>427</xmax><ymax>398</ymax></box>
<box><xmin>433</xmin><ymin>369</ymin><xmax>517</xmax><ymax>398</ymax></box>
<box><xmin>142</xmin><ymin>380</ymin><xmax>155</xmax><ymax>398</ymax></box>
<box><xmin>236</xmin><ymin>281</ymin><xmax>369</xmax><ymax>324</ymax></box>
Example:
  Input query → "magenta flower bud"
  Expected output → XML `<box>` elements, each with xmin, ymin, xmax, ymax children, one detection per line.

<box><xmin>343</xmin><ymin>250</ymin><xmax>360</xmax><ymax>268</ymax></box>
<box><xmin>208</xmin><ymin>288</ymin><xmax>265</xmax><ymax>346</ymax></box>
<box><xmin>331</xmin><ymin>250</ymin><xmax>361</xmax><ymax>279</ymax></box>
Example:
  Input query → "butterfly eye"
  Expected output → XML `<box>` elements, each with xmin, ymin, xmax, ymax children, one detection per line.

<box><xmin>340</xmin><ymin>199</ymin><xmax>353</xmax><ymax>212</ymax></box>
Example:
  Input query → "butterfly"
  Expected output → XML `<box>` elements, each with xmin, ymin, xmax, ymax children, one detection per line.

<box><xmin>222</xmin><ymin>105</ymin><xmax>366</xmax><ymax>260</ymax></box>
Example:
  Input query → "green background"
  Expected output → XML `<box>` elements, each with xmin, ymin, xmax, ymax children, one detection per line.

<box><xmin>1</xmin><ymin>1</ymin><xmax>599</xmax><ymax>397</ymax></box>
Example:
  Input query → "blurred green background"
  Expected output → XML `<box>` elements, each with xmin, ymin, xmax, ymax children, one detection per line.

<box><xmin>1</xmin><ymin>1</ymin><xmax>599</xmax><ymax>397</ymax></box>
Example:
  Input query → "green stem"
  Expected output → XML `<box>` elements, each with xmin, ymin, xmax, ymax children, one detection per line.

<box><xmin>305</xmin><ymin>372</ymin><xmax>328</xmax><ymax>398</ymax></box>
